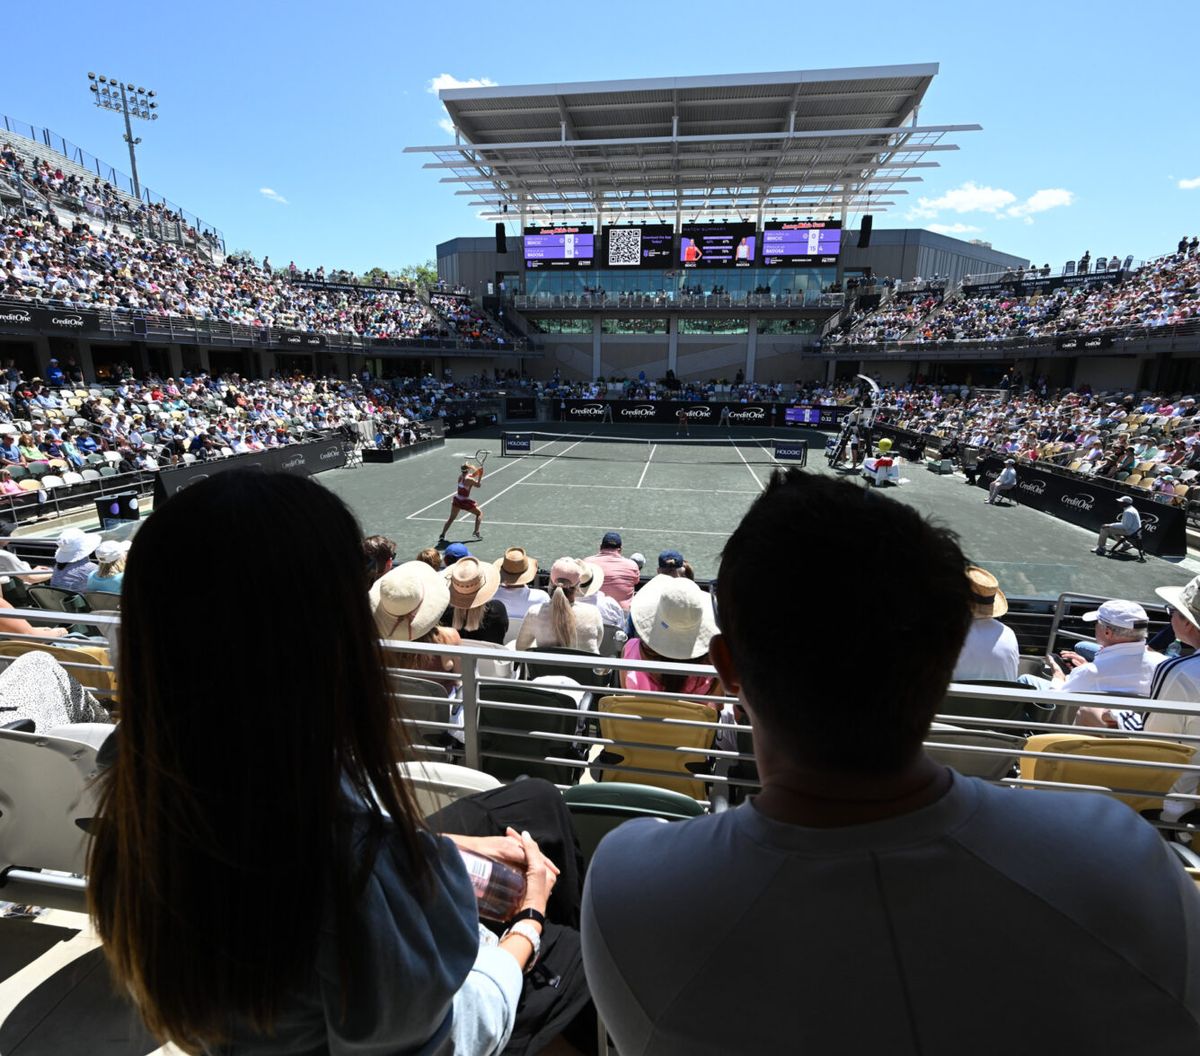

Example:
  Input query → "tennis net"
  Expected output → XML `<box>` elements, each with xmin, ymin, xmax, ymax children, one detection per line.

<box><xmin>501</xmin><ymin>431</ymin><xmax>807</xmax><ymax>465</ymax></box>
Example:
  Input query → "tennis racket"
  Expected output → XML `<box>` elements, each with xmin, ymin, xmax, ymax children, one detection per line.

<box><xmin>473</xmin><ymin>449</ymin><xmax>489</xmax><ymax>469</ymax></box>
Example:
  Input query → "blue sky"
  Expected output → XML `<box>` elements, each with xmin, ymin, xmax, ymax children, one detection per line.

<box><xmin>4</xmin><ymin>0</ymin><xmax>1197</xmax><ymax>272</ymax></box>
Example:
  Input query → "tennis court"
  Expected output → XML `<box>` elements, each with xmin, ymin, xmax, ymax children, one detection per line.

<box><xmin>320</xmin><ymin>420</ymin><xmax>1200</xmax><ymax>596</ymax></box>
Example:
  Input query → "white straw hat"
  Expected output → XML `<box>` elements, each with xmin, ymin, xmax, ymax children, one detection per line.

<box><xmin>370</xmin><ymin>560</ymin><xmax>449</xmax><ymax>641</ymax></box>
<box><xmin>630</xmin><ymin>575</ymin><xmax>717</xmax><ymax>660</ymax></box>
<box><xmin>55</xmin><ymin>527</ymin><xmax>102</xmax><ymax>564</ymax></box>
<box><xmin>576</xmin><ymin>559</ymin><xmax>605</xmax><ymax>597</ymax></box>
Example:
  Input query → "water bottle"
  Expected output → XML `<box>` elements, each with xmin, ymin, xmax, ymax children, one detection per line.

<box><xmin>456</xmin><ymin>847</ymin><xmax>527</xmax><ymax>922</ymax></box>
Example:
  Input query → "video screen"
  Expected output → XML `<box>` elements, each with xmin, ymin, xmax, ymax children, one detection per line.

<box><xmin>762</xmin><ymin>220</ymin><xmax>841</xmax><ymax>266</ymax></box>
<box><xmin>601</xmin><ymin>224</ymin><xmax>674</xmax><ymax>267</ymax></box>
<box><xmin>679</xmin><ymin>222</ymin><xmax>757</xmax><ymax>268</ymax></box>
<box><xmin>784</xmin><ymin>406</ymin><xmax>823</xmax><ymax>424</ymax></box>
<box><xmin>523</xmin><ymin>225</ymin><xmax>595</xmax><ymax>269</ymax></box>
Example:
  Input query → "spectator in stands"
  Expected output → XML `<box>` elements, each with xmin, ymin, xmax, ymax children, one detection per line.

<box><xmin>443</xmin><ymin>542</ymin><xmax>471</xmax><ymax>566</ymax></box>
<box><xmin>584</xmin><ymin>532</ymin><xmax>640</xmax><ymax>610</ymax></box>
<box><xmin>0</xmin><ymin>520</ymin><xmax>50</xmax><ymax>584</ymax></box>
<box><xmin>362</xmin><ymin>534</ymin><xmax>397</xmax><ymax>583</ymax></box>
<box><xmin>516</xmin><ymin>558</ymin><xmax>603</xmax><ymax>654</ymax></box>
<box><xmin>0</xmin><ymin>468</ymin><xmax>23</xmax><ymax>496</ymax></box>
<box><xmin>951</xmin><ymin>566</ymin><xmax>1019</xmax><ymax>682</ymax></box>
<box><xmin>581</xmin><ymin>468</ymin><xmax>1200</xmax><ymax>1053</ymax></box>
<box><xmin>620</xmin><ymin>576</ymin><xmax>722</xmax><ymax>707</ymax></box>
<box><xmin>655</xmin><ymin>550</ymin><xmax>686</xmax><ymax>577</ymax></box>
<box><xmin>1095</xmin><ymin>495</ymin><xmax>1141</xmax><ymax>554</ymax></box>
<box><xmin>492</xmin><ymin>547</ymin><xmax>549</xmax><ymax>622</ymax></box>
<box><xmin>441</xmin><ymin>557</ymin><xmax>508</xmax><ymax>645</ymax></box>
<box><xmin>89</xmin><ymin>472</ymin><xmax>580</xmax><ymax>1055</ymax></box>
<box><xmin>85</xmin><ymin>539</ymin><xmax>128</xmax><ymax>595</ymax></box>
<box><xmin>575</xmin><ymin>560</ymin><xmax>624</xmax><ymax>630</ymax></box>
<box><xmin>1145</xmin><ymin>576</ymin><xmax>1200</xmax><ymax>825</ymax></box>
<box><xmin>49</xmin><ymin>527</ymin><xmax>99</xmax><ymax>592</ymax></box>
<box><xmin>0</xmin><ymin>650</ymin><xmax>111</xmax><ymax>728</ymax></box>
<box><xmin>372</xmin><ymin>559</ymin><xmax>463</xmax><ymax>692</ymax></box>
<box><xmin>415</xmin><ymin>546</ymin><xmax>443</xmax><ymax>571</ymax></box>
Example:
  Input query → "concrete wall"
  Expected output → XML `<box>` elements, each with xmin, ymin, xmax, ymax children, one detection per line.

<box><xmin>1071</xmin><ymin>356</ymin><xmax>1144</xmax><ymax>394</ymax></box>
<box><xmin>839</xmin><ymin>228</ymin><xmax>1028</xmax><ymax>284</ymax></box>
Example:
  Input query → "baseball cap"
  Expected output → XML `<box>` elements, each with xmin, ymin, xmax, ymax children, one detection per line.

<box><xmin>1118</xmin><ymin>496</ymin><xmax>1133</xmax><ymax>505</ymax></box>
<box><xmin>658</xmin><ymin>549</ymin><xmax>685</xmax><ymax>571</ymax></box>
<box><xmin>443</xmin><ymin>542</ymin><xmax>470</xmax><ymax>564</ymax></box>
<box><xmin>601</xmin><ymin>531</ymin><xmax>622</xmax><ymax>549</ymax></box>
<box><xmin>1082</xmin><ymin>599</ymin><xmax>1149</xmax><ymax>630</ymax></box>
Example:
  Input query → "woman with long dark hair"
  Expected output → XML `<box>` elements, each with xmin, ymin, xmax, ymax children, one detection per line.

<box><xmin>88</xmin><ymin>471</ymin><xmax>563</xmax><ymax>1054</ymax></box>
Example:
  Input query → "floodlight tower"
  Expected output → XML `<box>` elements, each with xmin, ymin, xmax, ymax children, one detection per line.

<box><xmin>86</xmin><ymin>73</ymin><xmax>158</xmax><ymax>199</ymax></box>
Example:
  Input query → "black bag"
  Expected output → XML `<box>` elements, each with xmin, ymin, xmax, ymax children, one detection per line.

<box><xmin>505</xmin><ymin>921</ymin><xmax>596</xmax><ymax>1056</ymax></box>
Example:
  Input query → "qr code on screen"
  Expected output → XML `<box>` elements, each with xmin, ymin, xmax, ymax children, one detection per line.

<box><xmin>607</xmin><ymin>228</ymin><xmax>642</xmax><ymax>265</ymax></box>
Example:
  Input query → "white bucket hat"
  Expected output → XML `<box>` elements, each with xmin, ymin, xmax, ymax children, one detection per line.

<box><xmin>630</xmin><ymin>575</ymin><xmax>717</xmax><ymax>660</ymax></box>
<box><xmin>55</xmin><ymin>527</ymin><xmax>102</xmax><ymax>564</ymax></box>
<box><xmin>94</xmin><ymin>539</ymin><xmax>131</xmax><ymax>564</ymax></box>
<box><xmin>1157</xmin><ymin>576</ymin><xmax>1200</xmax><ymax>632</ymax></box>
<box><xmin>370</xmin><ymin>560</ymin><xmax>450</xmax><ymax>641</ymax></box>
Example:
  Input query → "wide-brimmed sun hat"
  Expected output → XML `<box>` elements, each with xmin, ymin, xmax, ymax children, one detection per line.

<box><xmin>1157</xmin><ymin>575</ymin><xmax>1200</xmax><ymax>633</ymax></box>
<box><xmin>576</xmin><ymin>559</ymin><xmax>605</xmax><ymax>597</ymax></box>
<box><xmin>630</xmin><ymin>574</ymin><xmax>717</xmax><ymax>660</ymax></box>
<box><xmin>94</xmin><ymin>539</ymin><xmax>131</xmax><ymax>564</ymax></box>
<box><xmin>55</xmin><ymin>527</ymin><xmax>102</xmax><ymax>564</ymax></box>
<box><xmin>494</xmin><ymin>546</ymin><xmax>537</xmax><ymax>586</ymax></box>
<box><xmin>445</xmin><ymin>556</ymin><xmax>500</xmax><ymax>611</ymax></box>
<box><xmin>370</xmin><ymin>560</ymin><xmax>449</xmax><ymax>641</ymax></box>
<box><xmin>966</xmin><ymin>565</ymin><xmax>1007</xmax><ymax>619</ymax></box>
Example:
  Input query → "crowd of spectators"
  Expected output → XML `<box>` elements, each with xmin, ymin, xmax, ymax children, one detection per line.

<box><xmin>0</xmin><ymin>212</ymin><xmax>510</xmax><ymax>346</ymax></box>
<box><xmin>830</xmin><ymin>249</ymin><xmax>1200</xmax><ymax>347</ymax></box>
<box><xmin>0</xmin><ymin>141</ymin><xmax>220</xmax><ymax>254</ymax></box>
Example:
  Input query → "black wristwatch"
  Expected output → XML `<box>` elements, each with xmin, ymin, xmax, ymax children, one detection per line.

<box><xmin>504</xmin><ymin>907</ymin><xmax>546</xmax><ymax>929</ymax></box>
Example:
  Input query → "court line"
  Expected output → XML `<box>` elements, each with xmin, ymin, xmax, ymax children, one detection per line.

<box><xmin>517</xmin><ymin>481</ymin><xmax>760</xmax><ymax>495</ymax></box>
<box><xmin>404</xmin><ymin>445</ymin><xmax>533</xmax><ymax>520</ymax></box>
<box><xmin>477</xmin><ymin>435</ymin><xmax>591</xmax><ymax>509</ymax></box>
<box><xmin>408</xmin><ymin>515</ymin><xmax>734</xmax><ymax>538</ymax></box>
<box><xmin>636</xmin><ymin>445</ymin><xmax>657</xmax><ymax>490</ymax></box>
<box><xmin>734</xmin><ymin>443</ymin><xmax>764</xmax><ymax>491</ymax></box>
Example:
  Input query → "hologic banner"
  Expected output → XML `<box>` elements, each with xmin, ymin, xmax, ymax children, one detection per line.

<box><xmin>975</xmin><ymin>456</ymin><xmax>1186</xmax><ymax>559</ymax></box>
<box><xmin>557</xmin><ymin>400</ymin><xmax>852</xmax><ymax>428</ymax></box>
<box><xmin>154</xmin><ymin>437</ymin><xmax>346</xmax><ymax>503</ymax></box>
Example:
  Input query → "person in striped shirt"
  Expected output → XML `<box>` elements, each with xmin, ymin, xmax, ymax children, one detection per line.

<box><xmin>1145</xmin><ymin>575</ymin><xmax>1200</xmax><ymax>824</ymax></box>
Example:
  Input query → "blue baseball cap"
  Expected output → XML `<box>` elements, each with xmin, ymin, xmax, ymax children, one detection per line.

<box><xmin>443</xmin><ymin>542</ymin><xmax>470</xmax><ymax>563</ymax></box>
<box><xmin>658</xmin><ymin>549</ymin><xmax>685</xmax><ymax>570</ymax></box>
<box><xmin>601</xmin><ymin>532</ymin><xmax>622</xmax><ymax>549</ymax></box>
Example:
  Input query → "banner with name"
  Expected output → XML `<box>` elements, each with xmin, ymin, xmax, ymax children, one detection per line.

<box><xmin>154</xmin><ymin>437</ymin><xmax>346</xmax><ymax>504</ymax></box>
<box><xmin>273</xmin><ymin>330</ymin><xmax>328</xmax><ymax>348</ymax></box>
<box><xmin>0</xmin><ymin>304</ymin><xmax>102</xmax><ymax>332</ymax></box>
<box><xmin>962</xmin><ymin>271</ymin><xmax>1124</xmax><ymax>297</ymax></box>
<box><xmin>1055</xmin><ymin>333</ymin><xmax>1115</xmax><ymax>351</ymax></box>
<box><xmin>557</xmin><ymin>400</ymin><xmax>851</xmax><ymax>428</ymax></box>
<box><xmin>975</xmin><ymin>456</ymin><xmax>1186</xmax><ymax>558</ymax></box>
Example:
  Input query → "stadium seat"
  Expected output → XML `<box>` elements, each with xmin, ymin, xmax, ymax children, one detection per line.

<box><xmin>17</xmin><ymin>479</ymin><xmax>43</xmax><ymax>492</ymax></box>
<box><xmin>61</xmin><ymin>471</ymin><xmax>84</xmax><ymax>486</ymax></box>
<box><xmin>98</xmin><ymin>466</ymin><xmax>117</xmax><ymax>477</ymax></box>
<box><xmin>925</xmin><ymin>723</ymin><xmax>1026</xmax><ymax>781</ymax></box>
<box><xmin>561</xmin><ymin>782</ymin><xmax>705</xmax><ymax>867</ymax></box>
<box><xmin>39</xmin><ymin>474</ymin><xmax>64</xmax><ymax>491</ymax></box>
<box><xmin>82</xmin><ymin>591</ymin><xmax>121</xmax><ymax>612</ymax></box>
<box><xmin>26</xmin><ymin>463</ymin><xmax>49</xmax><ymax>480</ymax></box>
<box><xmin>478</xmin><ymin>683</ymin><xmax>583</xmax><ymax>785</ymax></box>
<box><xmin>1019</xmin><ymin>734</ymin><xmax>1194</xmax><ymax>817</ymax></box>
<box><xmin>396</xmin><ymin>759</ymin><xmax>501</xmax><ymax>818</ymax></box>
<box><xmin>0</xmin><ymin>723</ymin><xmax>112</xmax><ymax>910</ymax></box>
<box><xmin>521</xmin><ymin>645</ymin><xmax>602</xmax><ymax>683</ymax></box>
<box><xmin>27</xmin><ymin>585</ymin><xmax>88</xmax><ymax>613</ymax></box>
<box><xmin>940</xmin><ymin>681</ymin><xmax>1052</xmax><ymax>730</ymax></box>
<box><xmin>80</xmin><ymin>468</ymin><xmax>101</xmax><ymax>481</ymax></box>
<box><xmin>0</xmin><ymin>639</ymin><xmax>116</xmax><ymax>696</ymax></box>
<box><xmin>593</xmin><ymin>695</ymin><xmax>718</xmax><ymax>799</ymax></box>
<box><xmin>6</xmin><ymin>464</ymin><xmax>30</xmax><ymax>481</ymax></box>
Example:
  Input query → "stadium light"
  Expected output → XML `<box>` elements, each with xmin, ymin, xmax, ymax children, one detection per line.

<box><xmin>86</xmin><ymin>71</ymin><xmax>158</xmax><ymax>199</ymax></box>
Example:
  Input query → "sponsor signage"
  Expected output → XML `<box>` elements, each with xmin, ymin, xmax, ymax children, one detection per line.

<box><xmin>962</xmin><ymin>272</ymin><xmax>1123</xmax><ymax>297</ymax></box>
<box><xmin>154</xmin><ymin>437</ymin><xmax>346</xmax><ymax>504</ymax></box>
<box><xmin>1055</xmin><ymin>333</ymin><xmax>1115</xmax><ymax>351</ymax></box>
<box><xmin>773</xmin><ymin>441</ymin><xmax>808</xmax><ymax>463</ymax></box>
<box><xmin>975</xmin><ymin>456</ymin><xmax>1186</xmax><ymax>558</ymax></box>
<box><xmin>273</xmin><ymin>329</ymin><xmax>328</xmax><ymax>348</ymax></box>
<box><xmin>505</xmin><ymin>397</ymin><xmax>537</xmax><ymax>421</ymax></box>
<box><xmin>0</xmin><ymin>305</ymin><xmax>101</xmax><ymax>331</ymax></box>
<box><xmin>559</xmin><ymin>400</ymin><xmax>853</xmax><ymax>428</ymax></box>
<box><xmin>505</xmin><ymin>433</ymin><xmax>532</xmax><ymax>453</ymax></box>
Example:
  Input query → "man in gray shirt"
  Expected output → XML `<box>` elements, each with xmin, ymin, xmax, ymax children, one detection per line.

<box><xmin>582</xmin><ymin>470</ymin><xmax>1200</xmax><ymax>1055</ymax></box>
<box><xmin>1095</xmin><ymin>494</ymin><xmax>1142</xmax><ymax>554</ymax></box>
<box><xmin>986</xmin><ymin>457</ymin><xmax>1018</xmax><ymax>504</ymax></box>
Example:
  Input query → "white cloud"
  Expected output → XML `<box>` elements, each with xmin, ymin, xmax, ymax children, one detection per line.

<box><xmin>1007</xmin><ymin>188</ymin><xmax>1073</xmax><ymax>217</ymax></box>
<box><xmin>909</xmin><ymin>181</ymin><xmax>1017</xmax><ymax>219</ymax></box>
<box><xmin>1179</xmin><ymin>176</ymin><xmax>1200</xmax><ymax>190</ymax></box>
<box><xmin>438</xmin><ymin>117</ymin><xmax>456</xmax><ymax>137</ymax></box>
<box><xmin>427</xmin><ymin>73</ymin><xmax>497</xmax><ymax>95</ymax></box>
<box><xmin>259</xmin><ymin>187</ymin><xmax>288</xmax><ymax>205</ymax></box>
<box><xmin>927</xmin><ymin>222</ymin><xmax>982</xmax><ymax>236</ymax></box>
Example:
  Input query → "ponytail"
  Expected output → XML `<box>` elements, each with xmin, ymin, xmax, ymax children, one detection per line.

<box><xmin>549</xmin><ymin>582</ymin><xmax>577</xmax><ymax>647</ymax></box>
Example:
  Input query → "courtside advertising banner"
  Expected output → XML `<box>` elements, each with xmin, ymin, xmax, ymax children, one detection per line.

<box><xmin>557</xmin><ymin>400</ymin><xmax>851</xmax><ymax>428</ymax></box>
<box><xmin>976</xmin><ymin>456</ymin><xmax>1186</xmax><ymax>559</ymax></box>
<box><xmin>155</xmin><ymin>438</ymin><xmax>346</xmax><ymax>503</ymax></box>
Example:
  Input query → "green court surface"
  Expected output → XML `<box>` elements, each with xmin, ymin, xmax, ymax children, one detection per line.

<box><xmin>319</xmin><ymin>421</ymin><xmax>1200</xmax><ymax>600</ymax></box>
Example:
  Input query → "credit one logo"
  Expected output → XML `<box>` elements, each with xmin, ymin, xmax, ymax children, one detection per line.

<box><xmin>1018</xmin><ymin>479</ymin><xmax>1045</xmax><ymax>495</ymax></box>
<box><xmin>51</xmin><ymin>315</ymin><xmax>85</xmax><ymax>327</ymax></box>
<box><xmin>568</xmin><ymin>403</ymin><xmax>607</xmax><ymax>417</ymax></box>
<box><xmin>1060</xmin><ymin>493</ymin><xmax>1095</xmax><ymax>512</ymax></box>
<box><xmin>728</xmin><ymin>406</ymin><xmax>766</xmax><ymax>421</ymax></box>
<box><xmin>618</xmin><ymin>404</ymin><xmax>657</xmax><ymax>419</ymax></box>
<box><xmin>0</xmin><ymin>309</ymin><xmax>32</xmax><ymax>324</ymax></box>
<box><xmin>281</xmin><ymin>455</ymin><xmax>305</xmax><ymax>470</ymax></box>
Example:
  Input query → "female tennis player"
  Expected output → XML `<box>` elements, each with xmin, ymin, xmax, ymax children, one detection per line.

<box><xmin>438</xmin><ymin>461</ymin><xmax>485</xmax><ymax>542</ymax></box>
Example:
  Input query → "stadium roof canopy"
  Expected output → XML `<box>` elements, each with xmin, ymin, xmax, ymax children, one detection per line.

<box><xmin>405</xmin><ymin>64</ymin><xmax>980</xmax><ymax>226</ymax></box>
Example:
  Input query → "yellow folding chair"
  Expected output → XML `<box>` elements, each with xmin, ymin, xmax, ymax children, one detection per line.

<box><xmin>595</xmin><ymin>695</ymin><xmax>718</xmax><ymax>799</ymax></box>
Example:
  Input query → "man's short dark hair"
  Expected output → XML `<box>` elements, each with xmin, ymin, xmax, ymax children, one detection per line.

<box><xmin>717</xmin><ymin>469</ymin><xmax>972</xmax><ymax>773</ymax></box>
